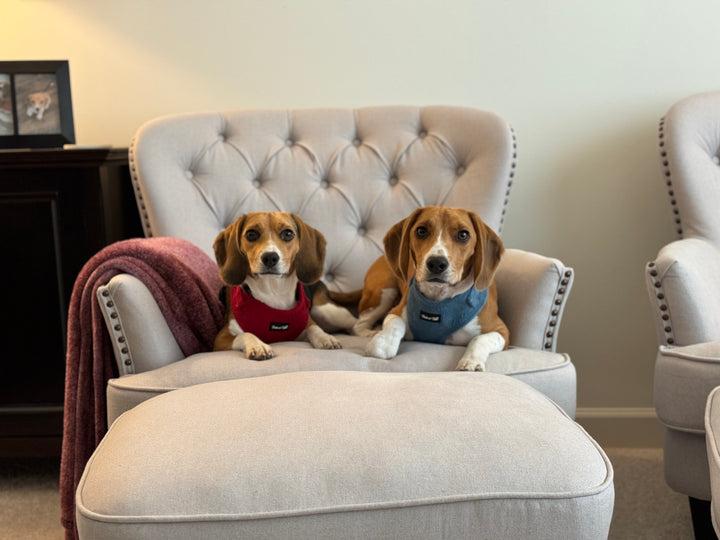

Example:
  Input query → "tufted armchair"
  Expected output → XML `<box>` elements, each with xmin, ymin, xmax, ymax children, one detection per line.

<box><xmin>61</xmin><ymin>106</ymin><xmax>589</xmax><ymax>538</ymax></box>
<box><xmin>96</xmin><ymin>106</ymin><xmax>576</xmax><ymax>424</ymax></box>
<box><xmin>646</xmin><ymin>91</ymin><xmax>720</xmax><ymax>538</ymax></box>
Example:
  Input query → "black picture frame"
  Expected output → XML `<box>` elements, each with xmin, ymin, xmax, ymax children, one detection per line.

<box><xmin>0</xmin><ymin>60</ymin><xmax>75</xmax><ymax>149</ymax></box>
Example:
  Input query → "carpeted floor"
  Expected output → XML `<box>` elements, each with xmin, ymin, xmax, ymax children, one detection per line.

<box><xmin>0</xmin><ymin>448</ymin><xmax>697</xmax><ymax>539</ymax></box>
<box><xmin>0</xmin><ymin>457</ymin><xmax>63</xmax><ymax>540</ymax></box>
<box><xmin>607</xmin><ymin>448</ymin><xmax>694</xmax><ymax>539</ymax></box>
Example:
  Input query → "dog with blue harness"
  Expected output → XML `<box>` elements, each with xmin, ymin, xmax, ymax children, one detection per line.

<box><xmin>355</xmin><ymin>206</ymin><xmax>509</xmax><ymax>371</ymax></box>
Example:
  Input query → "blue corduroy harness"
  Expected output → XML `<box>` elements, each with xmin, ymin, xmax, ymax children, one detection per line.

<box><xmin>406</xmin><ymin>278</ymin><xmax>488</xmax><ymax>344</ymax></box>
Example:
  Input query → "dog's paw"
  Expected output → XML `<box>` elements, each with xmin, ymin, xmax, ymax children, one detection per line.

<box><xmin>307</xmin><ymin>325</ymin><xmax>342</xmax><ymax>350</ymax></box>
<box><xmin>455</xmin><ymin>358</ymin><xmax>486</xmax><ymax>372</ymax></box>
<box><xmin>455</xmin><ymin>332</ymin><xmax>504</xmax><ymax>372</ymax></box>
<box><xmin>234</xmin><ymin>334</ymin><xmax>274</xmax><ymax>360</ymax></box>
<box><xmin>365</xmin><ymin>331</ymin><xmax>401</xmax><ymax>359</ymax></box>
<box><xmin>247</xmin><ymin>344</ymin><xmax>275</xmax><ymax>360</ymax></box>
<box><xmin>456</xmin><ymin>352</ymin><xmax>487</xmax><ymax>372</ymax></box>
<box><xmin>315</xmin><ymin>333</ymin><xmax>342</xmax><ymax>350</ymax></box>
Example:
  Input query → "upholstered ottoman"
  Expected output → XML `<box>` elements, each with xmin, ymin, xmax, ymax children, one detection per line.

<box><xmin>76</xmin><ymin>372</ymin><xmax>614</xmax><ymax>539</ymax></box>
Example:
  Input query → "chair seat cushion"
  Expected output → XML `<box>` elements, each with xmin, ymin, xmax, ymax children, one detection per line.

<box><xmin>106</xmin><ymin>336</ymin><xmax>576</xmax><ymax>425</ymax></box>
<box><xmin>78</xmin><ymin>371</ymin><xmax>612</xmax><ymax>540</ymax></box>
<box><xmin>655</xmin><ymin>341</ymin><xmax>720</xmax><ymax>432</ymax></box>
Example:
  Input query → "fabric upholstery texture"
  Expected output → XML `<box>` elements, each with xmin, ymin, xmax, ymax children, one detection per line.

<box><xmin>106</xmin><ymin>106</ymin><xmax>576</xmax><ymax>420</ymax></box>
<box><xmin>78</xmin><ymin>372</ymin><xmax>614</xmax><ymax>540</ymax></box>
<box><xmin>705</xmin><ymin>386</ymin><xmax>720</xmax><ymax>533</ymax></box>
<box><xmin>647</xmin><ymin>91</ymin><xmax>720</xmax><ymax>502</ymax></box>
<box><xmin>68</xmin><ymin>106</ymin><xmax>589</xmax><ymax>539</ymax></box>
<box><xmin>60</xmin><ymin>237</ymin><xmax>224</xmax><ymax>538</ymax></box>
<box><xmin>106</xmin><ymin>339</ymin><xmax>576</xmax><ymax>426</ymax></box>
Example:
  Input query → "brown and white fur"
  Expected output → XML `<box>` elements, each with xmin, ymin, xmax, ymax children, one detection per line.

<box><xmin>356</xmin><ymin>206</ymin><xmax>509</xmax><ymax>371</ymax></box>
<box><xmin>25</xmin><ymin>92</ymin><xmax>51</xmax><ymax>120</ymax></box>
<box><xmin>213</xmin><ymin>211</ymin><xmax>346</xmax><ymax>359</ymax></box>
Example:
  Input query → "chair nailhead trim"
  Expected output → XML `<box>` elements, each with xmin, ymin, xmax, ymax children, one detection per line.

<box><xmin>544</xmin><ymin>268</ymin><xmax>572</xmax><ymax>350</ymax></box>
<box><xmin>128</xmin><ymin>137</ymin><xmax>154</xmax><ymax>237</ymax></box>
<box><xmin>647</xmin><ymin>261</ymin><xmax>675</xmax><ymax>345</ymax></box>
<box><xmin>499</xmin><ymin>127</ymin><xmax>518</xmax><ymax>235</ymax></box>
<box><xmin>658</xmin><ymin>117</ymin><xmax>683</xmax><ymax>238</ymax></box>
<box><xmin>98</xmin><ymin>285</ymin><xmax>135</xmax><ymax>375</ymax></box>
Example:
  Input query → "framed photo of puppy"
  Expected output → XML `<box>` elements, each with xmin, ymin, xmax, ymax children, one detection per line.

<box><xmin>0</xmin><ymin>60</ymin><xmax>75</xmax><ymax>149</ymax></box>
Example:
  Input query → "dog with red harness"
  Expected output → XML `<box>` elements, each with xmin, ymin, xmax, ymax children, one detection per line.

<box><xmin>213</xmin><ymin>212</ymin><xmax>350</xmax><ymax>359</ymax></box>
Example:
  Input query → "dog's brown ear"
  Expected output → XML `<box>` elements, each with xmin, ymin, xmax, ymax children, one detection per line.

<box><xmin>470</xmin><ymin>212</ymin><xmax>504</xmax><ymax>291</ymax></box>
<box><xmin>213</xmin><ymin>215</ymin><xmax>249</xmax><ymax>285</ymax></box>
<box><xmin>291</xmin><ymin>214</ymin><xmax>326</xmax><ymax>284</ymax></box>
<box><xmin>384</xmin><ymin>208</ymin><xmax>422</xmax><ymax>282</ymax></box>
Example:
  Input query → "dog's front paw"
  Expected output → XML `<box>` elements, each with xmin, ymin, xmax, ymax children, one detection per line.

<box><xmin>315</xmin><ymin>333</ymin><xmax>342</xmax><ymax>350</ymax></box>
<box><xmin>319</xmin><ymin>334</ymin><xmax>342</xmax><ymax>350</ymax></box>
<box><xmin>455</xmin><ymin>357</ymin><xmax>486</xmax><ymax>372</ymax></box>
<box><xmin>247</xmin><ymin>344</ymin><xmax>275</xmax><ymax>360</ymax></box>
<box><xmin>365</xmin><ymin>331</ymin><xmax>401</xmax><ymax>359</ymax></box>
<box><xmin>234</xmin><ymin>334</ymin><xmax>274</xmax><ymax>360</ymax></box>
<box><xmin>307</xmin><ymin>325</ymin><xmax>342</xmax><ymax>350</ymax></box>
<box><xmin>364</xmin><ymin>315</ymin><xmax>405</xmax><ymax>359</ymax></box>
<box><xmin>455</xmin><ymin>332</ymin><xmax>505</xmax><ymax>372</ymax></box>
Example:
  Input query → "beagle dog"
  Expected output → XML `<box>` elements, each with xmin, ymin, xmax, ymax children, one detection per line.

<box><xmin>213</xmin><ymin>211</ymin><xmax>348</xmax><ymax>359</ymax></box>
<box><xmin>356</xmin><ymin>206</ymin><xmax>509</xmax><ymax>371</ymax></box>
<box><xmin>25</xmin><ymin>92</ymin><xmax>52</xmax><ymax>120</ymax></box>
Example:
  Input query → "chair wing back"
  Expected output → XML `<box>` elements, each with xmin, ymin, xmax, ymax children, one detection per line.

<box><xmin>661</xmin><ymin>91</ymin><xmax>720</xmax><ymax>243</ymax></box>
<box><xmin>129</xmin><ymin>106</ymin><xmax>516</xmax><ymax>291</ymax></box>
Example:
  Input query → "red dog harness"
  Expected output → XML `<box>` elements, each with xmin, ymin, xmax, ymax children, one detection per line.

<box><xmin>230</xmin><ymin>283</ymin><xmax>310</xmax><ymax>343</ymax></box>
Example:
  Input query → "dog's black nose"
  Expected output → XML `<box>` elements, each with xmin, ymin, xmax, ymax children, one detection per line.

<box><xmin>426</xmin><ymin>256</ymin><xmax>449</xmax><ymax>275</ymax></box>
<box><xmin>261</xmin><ymin>252</ymin><xmax>280</xmax><ymax>268</ymax></box>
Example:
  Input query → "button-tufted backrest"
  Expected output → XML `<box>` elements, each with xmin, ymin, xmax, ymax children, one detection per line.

<box><xmin>660</xmin><ymin>91</ymin><xmax>720</xmax><ymax>244</ymax></box>
<box><xmin>129</xmin><ymin>106</ymin><xmax>516</xmax><ymax>291</ymax></box>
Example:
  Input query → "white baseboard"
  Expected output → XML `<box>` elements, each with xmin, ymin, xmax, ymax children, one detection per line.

<box><xmin>575</xmin><ymin>407</ymin><xmax>663</xmax><ymax>448</ymax></box>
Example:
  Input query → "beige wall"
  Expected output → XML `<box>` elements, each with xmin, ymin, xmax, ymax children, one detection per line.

<box><xmin>4</xmin><ymin>0</ymin><xmax>717</xmax><ymax>442</ymax></box>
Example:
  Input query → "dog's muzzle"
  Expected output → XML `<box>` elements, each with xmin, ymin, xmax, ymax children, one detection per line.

<box><xmin>426</xmin><ymin>256</ymin><xmax>449</xmax><ymax>282</ymax></box>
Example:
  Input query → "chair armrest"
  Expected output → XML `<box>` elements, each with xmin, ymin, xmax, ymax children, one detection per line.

<box><xmin>646</xmin><ymin>238</ymin><xmax>720</xmax><ymax>347</ymax></box>
<box><xmin>494</xmin><ymin>248</ymin><xmax>574</xmax><ymax>352</ymax></box>
<box><xmin>97</xmin><ymin>274</ymin><xmax>184</xmax><ymax>375</ymax></box>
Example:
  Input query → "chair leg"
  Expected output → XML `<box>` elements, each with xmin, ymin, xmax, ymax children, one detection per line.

<box><xmin>689</xmin><ymin>497</ymin><xmax>718</xmax><ymax>540</ymax></box>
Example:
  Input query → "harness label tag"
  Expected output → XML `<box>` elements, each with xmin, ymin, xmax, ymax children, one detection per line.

<box><xmin>420</xmin><ymin>311</ymin><xmax>442</xmax><ymax>323</ymax></box>
<box><xmin>269</xmin><ymin>322</ymin><xmax>290</xmax><ymax>331</ymax></box>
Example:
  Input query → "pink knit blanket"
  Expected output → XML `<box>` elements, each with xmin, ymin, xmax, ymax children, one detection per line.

<box><xmin>60</xmin><ymin>237</ymin><xmax>224</xmax><ymax>539</ymax></box>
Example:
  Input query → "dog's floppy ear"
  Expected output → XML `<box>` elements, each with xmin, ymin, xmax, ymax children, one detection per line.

<box><xmin>291</xmin><ymin>214</ymin><xmax>326</xmax><ymax>284</ymax></box>
<box><xmin>469</xmin><ymin>212</ymin><xmax>504</xmax><ymax>291</ymax></box>
<box><xmin>384</xmin><ymin>208</ymin><xmax>423</xmax><ymax>282</ymax></box>
<box><xmin>213</xmin><ymin>215</ymin><xmax>249</xmax><ymax>285</ymax></box>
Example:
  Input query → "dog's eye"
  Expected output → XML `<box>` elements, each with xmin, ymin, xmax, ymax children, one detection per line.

<box><xmin>456</xmin><ymin>230</ymin><xmax>471</xmax><ymax>243</ymax></box>
<box><xmin>280</xmin><ymin>229</ymin><xmax>295</xmax><ymax>242</ymax></box>
<box><xmin>415</xmin><ymin>226</ymin><xmax>429</xmax><ymax>239</ymax></box>
<box><xmin>245</xmin><ymin>229</ymin><xmax>260</xmax><ymax>242</ymax></box>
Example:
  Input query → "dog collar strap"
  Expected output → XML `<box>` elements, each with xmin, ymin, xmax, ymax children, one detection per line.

<box><xmin>407</xmin><ymin>278</ymin><xmax>488</xmax><ymax>344</ymax></box>
<box><xmin>230</xmin><ymin>283</ymin><xmax>310</xmax><ymax>344</ymax></box>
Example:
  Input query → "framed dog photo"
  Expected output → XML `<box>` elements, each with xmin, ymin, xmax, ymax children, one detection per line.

<box><xmin>0</xmin><ymin>60</ymin><xmax>75</xmax><ymax>149</ymax></box>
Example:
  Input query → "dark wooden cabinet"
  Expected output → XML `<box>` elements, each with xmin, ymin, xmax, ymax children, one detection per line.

<box><xmin>0</xmin><ymin>148</ymin><xmax>142</xmax><ymax>456</ymax></box>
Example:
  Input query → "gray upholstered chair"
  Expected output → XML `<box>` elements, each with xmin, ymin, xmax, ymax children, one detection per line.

<box><xmin>101</xmin><ymin>106</ymin><xmax>578</xmax><ymax>423</ymax></box>
<box><xmin>647</xmin><ymin>91</ymin><xmax>720</xmax><ymax>539</ymax></box>
<box><xmin>65</xmin><ymin>106</ymin><xmax>615</xmax><ymax>539</ymax></box>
